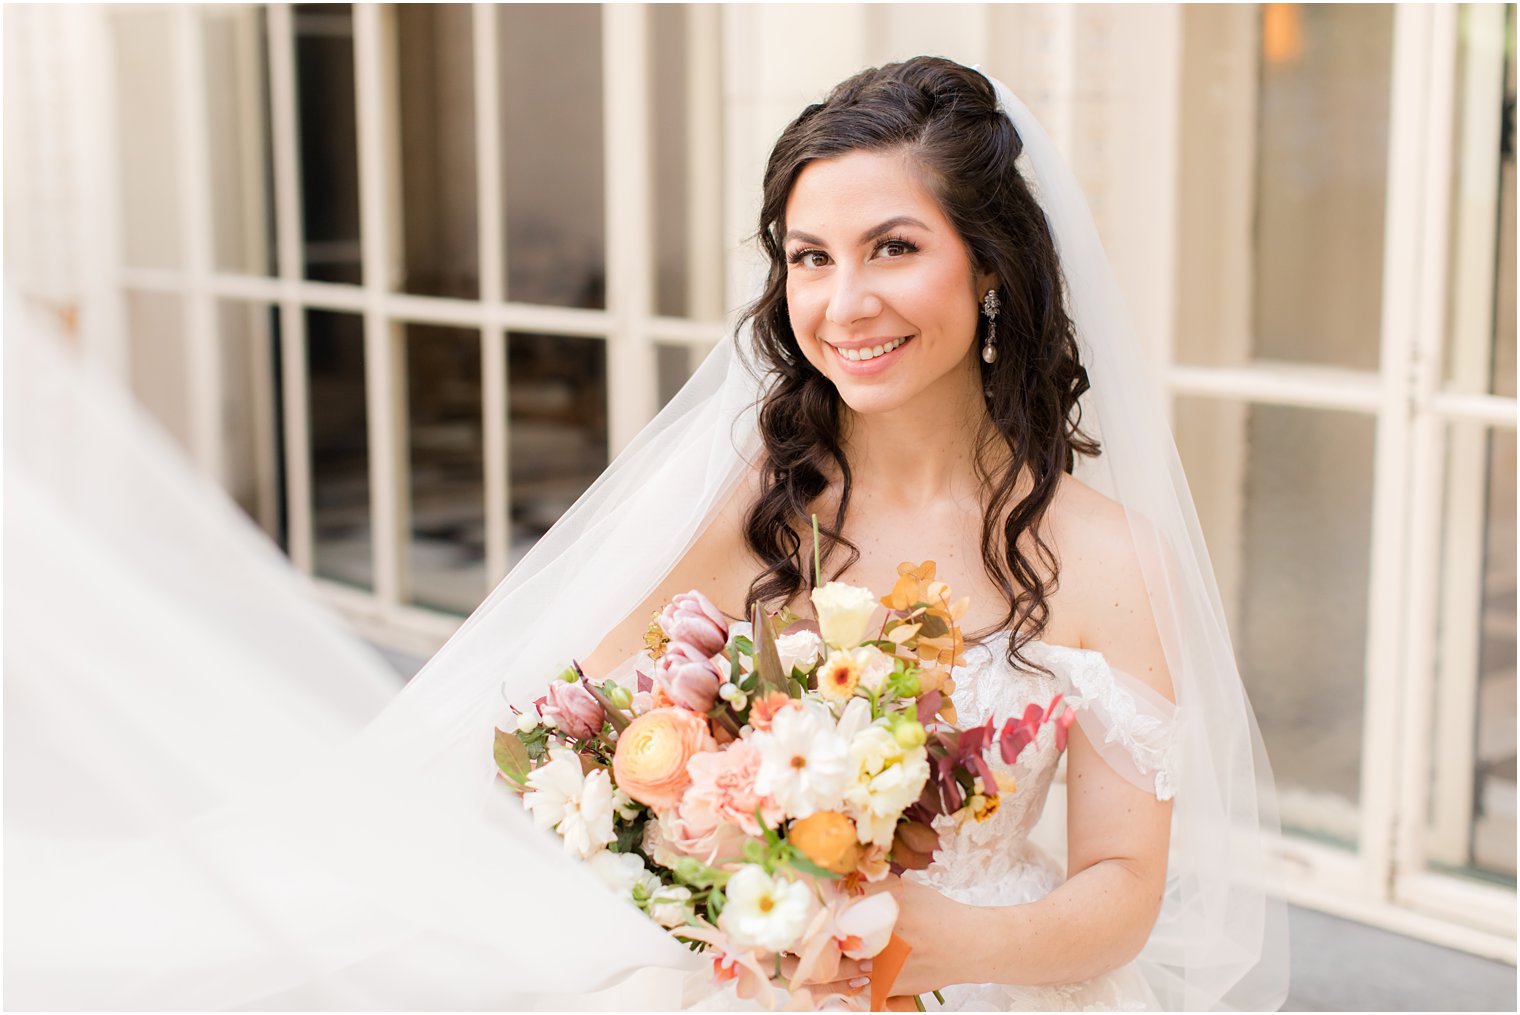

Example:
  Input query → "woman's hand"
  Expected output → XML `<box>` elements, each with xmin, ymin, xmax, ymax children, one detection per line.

<box><xmin>776</xmin><ymin>953</ymin><xmax>874</xmax><ymax>1001</ymax></box>
<box><xmin>859</xmin><ymin>874</ymin><xmax>986</xmax><ymax>999</ymax></box>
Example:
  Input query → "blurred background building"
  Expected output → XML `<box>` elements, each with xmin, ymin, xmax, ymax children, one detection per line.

<box><xmin>4</xmin><ymin>0</ymin><xmax>1515</xmax><ymax>998</ymax></box>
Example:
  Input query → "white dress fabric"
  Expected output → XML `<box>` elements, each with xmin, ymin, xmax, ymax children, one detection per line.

<box><xmin>904</xmin><ymin>634</ymin><xmax>1174</xmax><ymax>1012</ymax></box>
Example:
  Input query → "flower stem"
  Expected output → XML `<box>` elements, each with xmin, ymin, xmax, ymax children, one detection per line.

<box><xmin>811</xmin><ymin>512</ymin><xmax>822</xmax><ymax>588</ymax></box>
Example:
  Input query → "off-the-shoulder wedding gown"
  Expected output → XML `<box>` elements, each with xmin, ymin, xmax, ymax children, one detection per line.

<box><xmin>686</xmin><ymin>632</ymin><xmax>1179</xmax><ymax>1012</ymax></box>
<box><xmin>900</xmin><ymin>633</ymin><xmax>1174</xmax><ymax>1011</ymax></box>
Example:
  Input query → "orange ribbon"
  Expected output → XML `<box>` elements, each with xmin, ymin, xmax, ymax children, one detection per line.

<box><xmin>868</xmin><ymin>933</ymin><xmax>913</xmax><ymax>1012</ymax></box>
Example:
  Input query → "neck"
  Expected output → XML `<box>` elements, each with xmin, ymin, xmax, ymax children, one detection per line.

<box><xmin>837</xmin><ymin>355</ymin><xmax>998</xmax><ymax>508</ymax></box>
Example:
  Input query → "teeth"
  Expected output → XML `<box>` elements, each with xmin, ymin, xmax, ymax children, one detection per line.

<box><xmin>841</xmin><ymin>336</ymin><xmax>907</xmax><ymax>362</ymax></box>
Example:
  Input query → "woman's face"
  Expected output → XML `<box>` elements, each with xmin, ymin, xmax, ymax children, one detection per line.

<box><xmin>782</xmin><ymin>149</ymin><xmax>995</xmax><ymax>418</ymax></box>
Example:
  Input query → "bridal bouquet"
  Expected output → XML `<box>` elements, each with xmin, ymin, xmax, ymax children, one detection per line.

<box><xmin>495</xmin><ymin>560</ymin><xmax>1075</xmax><ymax>1010</ymax></box>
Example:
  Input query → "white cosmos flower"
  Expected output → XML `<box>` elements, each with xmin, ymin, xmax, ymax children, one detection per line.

<box><xmin>523</xmin><ymin>747</ymin><xmax>616</xmax><ymax>858</ymax></box>
<box><xmin>752</xmin><ymin>701</ymin><xmax>850</xmax><ymax>819</ymax></box>
<box><xmin>843</xmin><ymin>727</ymin><xmax>931</xmax><ymax>849</ymax></box>
<box><xmin>718</xmin><ymin>865</ymin><xmax>817</xmax><ymax>952</ymax></box>
<box><xmin>775</xmin><ymin>629</ymin><xmax>824</xmax><ymax>675</ymax></box>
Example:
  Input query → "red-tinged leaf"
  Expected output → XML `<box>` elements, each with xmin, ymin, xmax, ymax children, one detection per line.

<box><xmin>1000</xmin><ymin>722</ymin><xmax>1034</xmax><ymax>765</ymax></box>
<box><xmin>636</xmin><ymin>671</ymin><xmax>652</xmax><ymax>694</ymax></box>
<box><xmin>916</xmin><ymin>690</ymin><xmax>943</xmax><ymax>724</ymax></box>
<box><xmin>970</xmin><ymin>754</ymin><xmax>997</xmax><ymax>791</ymax></box>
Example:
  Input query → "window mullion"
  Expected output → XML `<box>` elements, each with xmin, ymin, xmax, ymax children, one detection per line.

<box><xmin>602</xmin><ymin>3</ymin><xmax>655</xmax><ymax>456</ymax></box>
<box><xmin>1359</xmin><ymin>1</ymin><xmax>1445</xmax><ymax>901</ymax></box>
<box><xmin>173</xmin><ymin>8</ymin><xmax>225</xmax><ymax>486</ymax></box>
<box><xmin>472</xmin><ymin>2</ymin><xmax>510</xmax><ymax>586</ymax></box>
<box><xmin>354</xmin><ymin>2</ymin><xmax>409</xmax><ymax>607</ymax></box>
<box><xmin>267</xmin><ymin>3</ymin><xmax>314</xmax><ymax>573</ymax></box>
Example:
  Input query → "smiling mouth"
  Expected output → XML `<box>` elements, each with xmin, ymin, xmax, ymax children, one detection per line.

<box><xmin>832</xmin><ymin>336</ymin><xmax>912</xmax><ymax>362</ymax></box>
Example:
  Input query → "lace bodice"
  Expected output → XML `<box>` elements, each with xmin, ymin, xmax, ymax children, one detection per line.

<box><xmin>902</xmin><ymin>633</ymin><xmax>1176</xmax><ymax>1011</ymax></box>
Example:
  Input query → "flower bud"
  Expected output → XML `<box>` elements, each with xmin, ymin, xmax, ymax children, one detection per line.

<box><xmin>893</xmin><ymin>720</ymin><xmax>927</xmax><ymax>749</ymax></box>
<box><xmin>605</xmin><ymin>684</ymin><xmax>634</xmax><ymax>710</ymax></box>
<box><xmin>658</xmin><ymin>590</ymin><xmax>730</xmax><ymax>657</ymax></box>
<box><xmin>515</xmin><ymin>708</ymin><xmax>541</xmax><ymax>734</ymax></box>
<box><xmin>896</xmin><ymin>671</ymin><xmax>921</xmax><ymax>697</ymax></box>
<box><xmin>541</xmin><ymin>678</ymin><xmax>605</xmax><ymax>741</ymax></box>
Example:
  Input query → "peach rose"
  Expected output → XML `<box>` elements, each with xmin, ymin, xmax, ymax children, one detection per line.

<box><xmin>788</xmin><ymin>810</ymin><xmax>863</xmax><ymax>875</ymax></box>
<box><xmin>613</xmin><ymin>707</ymin><xmax>716</xmax><ymax>809</ymax></box>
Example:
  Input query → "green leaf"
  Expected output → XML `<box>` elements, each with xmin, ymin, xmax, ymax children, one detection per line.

<box><xmin>493</xmin><ymin>728</ymin><xmax>532</xmax><ymax>790</ymax></box>
<box><xmin>782</xmin><ymin>848</ymin><xmax>840</xmax><ymax>881</ymax></box>
<box><xmin>733</xmin><ymin>635</ymin><xmax>754</xmax><ymax>655</ymax></box>
<box><xmin>750</xmin><ymin>601</ymin><xmax>789</xmax><ymax>695</ymax></box>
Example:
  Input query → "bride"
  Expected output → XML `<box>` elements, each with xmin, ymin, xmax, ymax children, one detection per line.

<box><xmin>6</xmin><ymin>58</ymin><xmax>1286</xmax><ymax>1011</ymax></box>
<box><xmin>584</xmin><ymin>57</ymin><xmax>1187</xmax><ymax>1011</ymax></box>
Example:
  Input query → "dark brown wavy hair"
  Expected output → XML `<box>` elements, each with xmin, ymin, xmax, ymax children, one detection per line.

<box><xmin>735</xmin><ymin>57</ymin><xmax>1101</xmax><ymax>672</ymax></box>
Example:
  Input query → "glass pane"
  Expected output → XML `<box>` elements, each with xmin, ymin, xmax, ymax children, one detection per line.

<box><xmin>1175</xmin><ymin>397</ymin><xmax>1377</xmax><ymax>847</ymax></box>
<box><xmin>396</xmin><ymin>4</ymin><xmax>478</xmax><ymax>299</ymax></box>
<box><xmin>1176</xmin><ymin>4</ymin><xmax>1393</xmax><ymax>370</ymax></box>
<box><xmin>499</xmin><ymin>5</ymin><xmax>604</xmax><ymax>308</ymax></box>
<box><xmin>655</xmin><ymin>342</ymin><xmax>705</xmax><ymax>410</ymax></box>
<box><xmin>307</xmin><ymin>309</ymin><xmax>370</xmax><ymax>588</ymax></box>
<box><xmin>218</xmin><ymin>301</ymin><xmax>284</xmax><ymax>544</ymax></box>
<box><xmin>650</xmin><ymin>5</ymin><xmax>689</xmax><ymax>318</ymax></box>
<box><xmin>112</xmin><ymin>11</ymin><xmax>182</xmax><ymax>270</ymax></box>
<box><xmin>294</xmin><ymin>4</ymin><xmax>362</xmax><ymax>285</ymax></box>
<box><xmin>204</xmin><ymin>7</ymin><xmax>276</xmax><ymax>276</ymax></box>
<box><xmin>1473</xmin><ymin>427</ymin><xmax>1517</xmax><ymax>879</ymax></box>
<box><xmin>406</xmin><ymin>324</ymin><xmax>486</xmax><ymax>614</ymax></box>
<box><xmin>508</xmin><ymin>332</ymin><xmax>607</xmax><ymax>570</ymax></box>
<box><xmin>125</xmin><ymin>290</ymin><xmax>189</xmax><ymax>450</ymax></box>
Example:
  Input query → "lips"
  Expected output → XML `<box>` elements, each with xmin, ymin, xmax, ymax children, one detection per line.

<box><xmin>827</xmin><ymin>335</ymin><xmax>914</xmax><ymax>374</ymax></box>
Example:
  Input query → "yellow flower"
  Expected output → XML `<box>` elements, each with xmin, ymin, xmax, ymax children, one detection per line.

<box><xmin>815</xmin><ymin>650</ymin><xmax>863</xmax><ymax>701</ymax></box>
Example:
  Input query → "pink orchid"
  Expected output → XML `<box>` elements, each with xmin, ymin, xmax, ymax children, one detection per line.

<box><xmin>679</xmin><ymin>923</ymin><xmax>775</xmax><ymax>1008</ymax></box>
<box><xmin>788</xmin><ymin>891</ymin><xmax>899</xmax><ymax>988</ymax></box>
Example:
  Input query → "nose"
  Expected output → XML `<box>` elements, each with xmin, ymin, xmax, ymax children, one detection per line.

<box><xmin>823</xmin><ymin>265</ymin><xmax>882</xmax><ymax>328</ymax></box>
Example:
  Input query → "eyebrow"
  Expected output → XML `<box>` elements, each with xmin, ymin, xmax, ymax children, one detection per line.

<box><xmin>782</xmin><ymin>215</ymin><xmax>931</xmax><ymax>247</ymax></box>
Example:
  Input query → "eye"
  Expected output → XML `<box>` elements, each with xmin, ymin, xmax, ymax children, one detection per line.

<box><xmin>786</xmin><ymin>248</ymin><xmax>829</xmax><ymax>269</ymax></box>
<box><xmin>875</xmin><ymin>236</ymin><xmax>919</xmax><ymax>258</ymax></box>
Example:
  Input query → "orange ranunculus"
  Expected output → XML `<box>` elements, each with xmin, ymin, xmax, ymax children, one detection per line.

<box><xmin>613</xmin><ymin>707</ymin><xmax>716</xmax><ymax>809</ymax></box>
<box><xmin>788</xmin><ymin>810</ymin><xmax>863</xmax><ymax>875</ymax></box>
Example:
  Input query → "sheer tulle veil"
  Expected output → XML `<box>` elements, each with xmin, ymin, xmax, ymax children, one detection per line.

<box><xmin>5</xmin><ymin>64</ymin><xmax>1289</xmax><ymax>1010</ymax></box>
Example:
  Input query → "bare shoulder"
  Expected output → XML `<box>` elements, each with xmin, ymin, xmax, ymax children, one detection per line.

<box><xmin>1048</xmin><ymin>473</ymin><xmax>1175</xmax><ymax>702</ymax></box>
<box><xmin>577</xmin><ymin>463</ymin><xmax>763</xmax><ymax>679</ymax></box>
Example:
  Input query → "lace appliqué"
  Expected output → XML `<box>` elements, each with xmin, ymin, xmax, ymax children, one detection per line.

<box><xmin>1052</xmin><ymin>647</ymin><xmax>1180</xmax><ymax>801</ymax></box>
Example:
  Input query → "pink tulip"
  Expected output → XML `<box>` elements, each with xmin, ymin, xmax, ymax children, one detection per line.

<box><xmin>541</xmin><ymin>678</ymin><xmax>605</xmax><ymax>741</ymax></box>
<box><xmin>658</xmin><ymin>590</ymin><xmax>729</xmax><ymax>657</ymax></box>
<box><xmin>655</xmin><ymin>641</ymin><xmax>724</xmax><ymax>712</ymax></box>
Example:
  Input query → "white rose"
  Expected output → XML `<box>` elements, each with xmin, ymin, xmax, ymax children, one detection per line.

<box><xmin>810</xmin><ymin>581</ymin><xmax>879</xmax><ymax>649</ymax></box>
<box><xmin>775</xmin><ymin>629</ymin><xmax>824</xmax><ymax>675</ymax></box>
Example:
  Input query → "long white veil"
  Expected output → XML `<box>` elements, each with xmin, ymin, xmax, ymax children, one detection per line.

<box><xmin>5</xmin><ymin>66</ymin><xmax>1289</xmax><ymax>1011</ymax></box>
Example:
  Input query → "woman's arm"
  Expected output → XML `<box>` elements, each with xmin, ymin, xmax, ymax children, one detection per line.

<box><xmin>881</xmin><ymin>495</ymin><xmax>1177</xmax><ymax>997</ymax></box>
